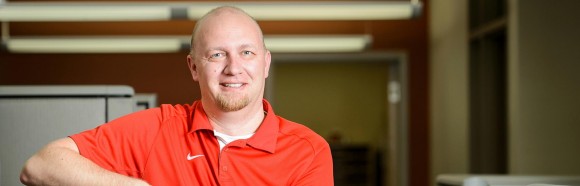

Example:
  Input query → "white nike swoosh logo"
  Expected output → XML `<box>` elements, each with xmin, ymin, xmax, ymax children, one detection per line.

<box><xmin>187</xmin><ymin>153</ymin><xmax>204</xmax><ymax>160</ymax></box>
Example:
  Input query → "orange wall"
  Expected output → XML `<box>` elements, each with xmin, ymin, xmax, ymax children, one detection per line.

<box><xmin>0</xmin><ymin>1</ymin><xmax>430</xmax><ymax>185</ymax></box>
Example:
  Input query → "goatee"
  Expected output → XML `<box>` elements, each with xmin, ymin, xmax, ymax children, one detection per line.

<box><xmin>216</xmin><ymin>93</ymin><xmax>250</xmax><ymax>112</ymax></box>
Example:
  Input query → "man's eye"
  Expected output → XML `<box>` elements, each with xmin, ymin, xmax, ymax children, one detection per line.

<box><xmin>210</xmin><ymin>53</ymin><xmax>224</xmax><ymax>58</ymax></box>
<box><xmin>242</xmin><ymin>51</ymin><xmax>253</xmax><ymax>55</ymax></box>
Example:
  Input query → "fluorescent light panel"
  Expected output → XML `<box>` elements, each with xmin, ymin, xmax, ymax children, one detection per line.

<box><xmin>265</xmin><ymin>35</ymin><xmax>371</xmax><ymax>53</ymax></box>
<box><xmin>7</xmin><ymin>37</ymin><xmax>183</xmax><ymax>53</ymax></box>
<box><xmin>190</xmin><ymin>2</ymin><xmax>418</xmax><ymax>21</ymax></box>
<box><xmin>0</xmin><ymin>5</ymin><xmax>171</xmax><ymax>21</ymax></box>
<box><xmin>4</xmin><ymin>35</ymin><xmax>370</xmax><ymax>53</ymax></box>
<box><xmin>0</xmin><ymin>2</ymin><xmax>420</xmax><ymax>22</ymax></box>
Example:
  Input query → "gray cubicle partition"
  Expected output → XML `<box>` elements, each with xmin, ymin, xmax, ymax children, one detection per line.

<box><xmin>0</xmin><ymin>85</ymin><xmax>134</xmax><ymax>186</ymax></box>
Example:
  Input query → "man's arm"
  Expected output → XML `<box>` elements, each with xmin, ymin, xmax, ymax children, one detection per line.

<box><xmin>20</xmin><ymin>137</ymin><xmax>149</xmax><ymax>186</ymax></box>
<box><xmin>294</xmin><ymin>143</ymin><xmax>334</xmax><ymax>185</ymax></box>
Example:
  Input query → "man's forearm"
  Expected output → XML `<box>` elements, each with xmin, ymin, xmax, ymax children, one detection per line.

<box><xmin>20</xmin><ymin>138</ymin><xmax>149</xmax><ymax>186</ymax></box>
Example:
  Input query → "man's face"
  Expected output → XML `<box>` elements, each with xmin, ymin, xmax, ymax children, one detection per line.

<box><xmin>188</xmin><ymin>11</ymin><xmax>271</xmax><ymax>112</ymax></box>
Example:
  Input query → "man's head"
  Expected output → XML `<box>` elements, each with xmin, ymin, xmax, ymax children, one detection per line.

<box><xmin>187</xmin><ymin>6</ymin><xmax>271</xmax><ymax>112</ymax></box>
<box><xmin>189</xmin><ymin>6</ymin><xmax>266</xmax><ymax>55</ymax></box>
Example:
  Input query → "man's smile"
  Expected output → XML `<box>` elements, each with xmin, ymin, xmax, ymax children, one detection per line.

<box><xmin>221</xmin><ymin>83</ymin><xmax>243</xmax><ymax>88</ymax></box>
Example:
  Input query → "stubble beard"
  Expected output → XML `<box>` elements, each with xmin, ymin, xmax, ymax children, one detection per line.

<box><xmin>216</xmin><ymin>93</ymin><xmax>250</xmax><ymax>112</ymax></box>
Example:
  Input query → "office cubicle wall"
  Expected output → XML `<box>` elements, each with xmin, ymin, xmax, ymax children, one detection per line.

<box><xmin>0</xmin><ymin>85</ymin><xmax>134</xmax><ymax>186</ymax></box>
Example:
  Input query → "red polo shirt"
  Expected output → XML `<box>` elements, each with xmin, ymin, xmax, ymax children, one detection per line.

<box><xmin>70</xmin><ymin>100</ymin><xmax>333</xmax><ymax>185</ymax></box>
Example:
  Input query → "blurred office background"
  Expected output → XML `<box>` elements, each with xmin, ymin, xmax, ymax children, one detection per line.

<box><xmin>431</xmin><ymin>0</ymin><xmax>580</xmax><ymax>185</ymax></box>
<box><xmin>1</xmin><ymin>0</ymin><xmax>580</xmax><ymax>186</ymax></box>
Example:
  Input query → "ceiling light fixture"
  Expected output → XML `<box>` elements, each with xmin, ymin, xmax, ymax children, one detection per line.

<box><xmin>0</xmin><ymin>1</ymin><xmax>421</xmax><ymax>22</ymax></box>
<box><xmin>3</xmin><ymin>35</ymin><xmax>371</xmax><ymax>53</ymax></box>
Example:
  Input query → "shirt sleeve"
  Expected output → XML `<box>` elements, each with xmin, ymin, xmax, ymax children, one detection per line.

<box><xmin>294</xmin><ymin>141</ymin><xmax>334</xmax><ymax>185</ymax></box>
<box><xmin>69</xmin><ymin>108</ymin><xmax>163</xmax><ymax>177</ymax></box>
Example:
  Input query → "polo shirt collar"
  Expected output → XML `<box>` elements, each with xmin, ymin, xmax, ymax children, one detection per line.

<box><xmin>189</xmin><ymin>101</ymin><xmax>213</xmax><ymax>131</ymax></box>
<box><xmin>246</xmin><ymin>100</ymin><xmax>278</xmax><ymax>153</ymax></box>
<box><xmin>188</xmin><ymin>99</ymin><xmax>279</xmax><ymax>153</ymax></box>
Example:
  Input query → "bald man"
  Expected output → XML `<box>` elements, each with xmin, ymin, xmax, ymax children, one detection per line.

<box><xmin>20</xmin><ymin>6</ymin><xmax>333</xmax><ymax>186</ymax></box>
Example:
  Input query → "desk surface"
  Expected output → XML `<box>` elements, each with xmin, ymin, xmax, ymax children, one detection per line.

<box><xmin>437</xmin><ymin>174</ymin><xmax>580</xmax><ymax>186</ymax></box>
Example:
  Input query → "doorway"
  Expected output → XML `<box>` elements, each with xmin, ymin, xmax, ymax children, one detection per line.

<box><xmin>266</xmin><ymin>52</ymin><xmax>409</xmax><ymax>186</ymax></box>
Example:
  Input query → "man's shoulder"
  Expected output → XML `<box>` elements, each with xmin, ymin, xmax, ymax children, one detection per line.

<box><xmin>276</xmin><ymin>116</ymin><xmax>329</xmax><ymax>148</ymax></box>
<box><xmin>158</xmin><ymin>103</ymin><xmax>195</xmax><ymax>119</ymax></box>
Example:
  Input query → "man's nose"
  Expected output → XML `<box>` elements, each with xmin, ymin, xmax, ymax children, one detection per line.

<box><xmin>224</xmin><ymin>54</ymin><xmax>243</xmax><ymax>75</ymax></box>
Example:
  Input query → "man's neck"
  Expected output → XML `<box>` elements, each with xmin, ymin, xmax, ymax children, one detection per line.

<box><xmin>203</xmin><ymin>99</ymin><xmax>265</xmax><ymax>136</ymax></box>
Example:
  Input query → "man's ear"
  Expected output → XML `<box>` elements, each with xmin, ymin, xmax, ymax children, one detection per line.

<box><xmin>187</xmin><ymin>54</ymin><xmax>199</xmax><ymax>81</ymax></box>
<box><xmin>264</xmin><ymin>50</ymin><xmax>272</xmax><ymax>78</ymax></box>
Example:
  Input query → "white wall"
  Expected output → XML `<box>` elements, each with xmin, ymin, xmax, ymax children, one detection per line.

<box><xmin>509</xmin><ymin>0</ymin><xmax>580</xmax><ymax>174</ymax></box>
<box><xmin>429</xmin><ymin>0</ymin><xmax>470</xmax><ymax>182</ymax></box>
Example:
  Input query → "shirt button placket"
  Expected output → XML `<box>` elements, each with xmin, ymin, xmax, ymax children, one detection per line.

<box><xmin>222</xmin><ymin>148</ymin><xmax>228</xmax><ymax>172</ymax></box>
<box><xmin>219</xmin><ymin>147</ymin><xmax>231</xmax><ymax>180</ymax></box>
